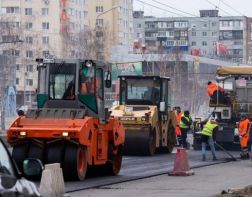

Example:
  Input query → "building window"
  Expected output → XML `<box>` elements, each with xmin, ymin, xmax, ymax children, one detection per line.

<box><xmin>25</xmin><ymin>36</ymin><xmax>33</xmax><ymax>44</ymax></box>
<box><xmin>4</xmin><ymin>49</ymin><xmax>20</xmax><ymax>56</ymax></box>
<box><xmin>42</xmin><ymin>8</ymin><xmax>49</xmax><ymax>16</ymax></box>
<box><xmin>42</xmin><ymin>36</ymin><xmax>49</xmax><ymax>44</ymax></box>
<box><xmin>2</xmin><ymin>7</ymin><xmax>20</xmax><ymax>14</ymax></box>
<box><xmin>42</xmin><ymin>22</ymin><xmax>49</xmax><ymax>30</ymax></box>
<box><xmin>191</xmin><ymin>41</ymin><xmax>196</xmax><ymax>46</ymax></box>
<box><xmin>180</xmin><ymin>31</ymin><xmax>188</xmax><ymax>37</ymax></box>
<box><xmin>96</xmin><ymin>6</ymin><xmax>103</xmax><ymax>13</ymax></box>
<box><xmin>158</xmin><ymin>31</ymin><xmax>166</xmax><ymax>37</ymax></box>
<box><xmin>16</xmin><ymin>64</ymin><xmax>20</xmax><ymax>70</ymax></box>
<box><xmin>192</xmin><ymin>31</ymin><xmax>196</xmax><ymax>36</ymax></box>
<box><xmin>16</xmin><ymin>78</ymin><xmax>19</xmax><ymax>85</ymax></box>
<box><xmin>202</xmin><ymin>32</ymin><xmax>207</xmax><ymax>36</ymax></box>
<box><xmin>137</xmin><ymin>23</ymin><xmax>142</xmax><ymax>28</ymax></box>
<box><xmin>203</xmin><ymin>23</ymin><xmax>207</xmax><ymax>27</ymax></box>
<box><xmin>96</xmin><ymin>19</ymin><xmax>103</xmax><ymax>27</ymax></box>
<box><xmin>202</xmin><ymin>41</ymin><xmax>207</xmax><ymax>46</ymax></box>
<box><xmin>25</xmin><ymin>8</ymin><xmax>32</xmax><ymax>15</ymax></box>
<box><xmin>26</xmin><ymin>65</ymin><xmax>33</xmax><ymax>72</ymax></box>
<box><xmin>26</xmin><ymin>79</ymin><xmax>33</xmax><ymax>86</ymax></box>
<box><xmin>25</xmin><ymin>22</ymin><xmax>33</xmax><ymax>30</ymax></box>
<box><xmin>26</xmin><ymin>50</ymin><xmax>33</xmax><ymax>58</ymax></box>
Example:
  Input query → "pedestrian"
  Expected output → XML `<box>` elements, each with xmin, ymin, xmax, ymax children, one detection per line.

<box><xmin>201</xmin><ymin>118</ymin><xmax>218</xmax><ymax>161</ymax></box>
<box><xmin>175</xmin><ymin>107</ymin><xmax>182</xmax><ymax>146</ymax></box>
<box><xmin>238</xmin><ymin>115</ymin><xmax>251</xmax><ymax>159</ymax></box>
<box><xmin>207</xmin><ymin>81</ymin><xmax>225</xmax><ymax>104</ymax></box>
<box><xmin>179</xmin><ymin>110</ymin><xmax>192</xmax><ymax>149</ymax></box>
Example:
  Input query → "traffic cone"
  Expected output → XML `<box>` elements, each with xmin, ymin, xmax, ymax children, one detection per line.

<box><xmin>168</xmin><ymin>148</ymin><xmax>194</xmax><ymax>176</ymax></box>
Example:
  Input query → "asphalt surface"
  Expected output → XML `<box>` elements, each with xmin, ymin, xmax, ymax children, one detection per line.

<box><xmin>70</xmin><ymin>159</ymin><xmax>252</xmax><ymax>197</ymax></box>
<box><xmin>65</xmin><ymin>147</ymin><xmax>241</xmax><ymax>193</ymax></box>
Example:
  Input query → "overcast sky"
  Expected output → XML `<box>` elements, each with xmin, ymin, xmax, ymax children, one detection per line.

<box><xmin>134</xmin><ymin>0</ymin><xmax>252</xmax><ymax>17</ymax></box>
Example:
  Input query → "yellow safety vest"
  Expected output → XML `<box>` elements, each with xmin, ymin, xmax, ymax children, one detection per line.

<box><xmin>202</xmin><ymin>120</ymin><xmax>218</xmax><ymax>137</ymax></box>
<box><xmin>180</xmin><ymin>115</ymin><xmax>190</xmax><ymax>129</ymax></box>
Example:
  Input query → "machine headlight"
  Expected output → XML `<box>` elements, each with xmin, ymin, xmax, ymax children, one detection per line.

<box><xmin>19</xmin><ymin>131</ymin><xmax>27</xmax><ymax>136</ymax></box>
<box><xmin>62</xmin><ymin>132</ymin><xmax>69</xmax><ymax>137</ymax></box>
<box><xmin>141</xmin><ymin>116</ymin><xmax>146</xmax><ymax>121</ymax></box>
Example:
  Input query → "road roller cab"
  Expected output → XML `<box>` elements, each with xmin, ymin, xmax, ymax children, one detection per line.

<box><xmin>7</xmin><ymin>58</ymin><xmax>125</xmax><ymax>181</ymax></box>
<box><xmin>110</xmin><ymin>75</ymin><xmax>176</xmax><ymax>155</ymax></box>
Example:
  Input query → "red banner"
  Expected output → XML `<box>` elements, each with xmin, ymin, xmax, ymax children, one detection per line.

<box><xmin>216</xmin><ymin>42</ymin><xmax>228</xmax><ymax>55</ymax></box>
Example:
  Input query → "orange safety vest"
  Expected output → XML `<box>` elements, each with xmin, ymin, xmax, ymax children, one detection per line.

<box><xmin>81</xmin><ymin>79</ymin><xmax>99</xmax><ymax>94</ymax></box>
<box><xmin>207</xmin><ymin>83</ymin><xmax>224</xmax><ymax>96</ymax></box>
<box><xmin>176</xmin><ymin>112</ymin><xmax>182</xmax><ymax>136</ymax></box>
<box><xmin>239</xmin><ymin>118</ymin><xmax>251</xmax><ymax>148</ymax></box>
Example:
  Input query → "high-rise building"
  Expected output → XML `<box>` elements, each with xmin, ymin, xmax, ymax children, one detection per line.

<box><xmin>133</xmin><ymin>10</ymin><xmax>252</xmax><ymax>64</ymax></box>
<box><xmin>0</xmin><ymin>0</ymin><xmax>88</xmax><ymax>107</ymax></box>
<box><xmin>87</xmin><ymin>0</ymin><xmax>134</xmax><ymax>60</ymax></box>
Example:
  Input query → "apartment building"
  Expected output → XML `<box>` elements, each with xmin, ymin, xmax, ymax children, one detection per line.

<box><xmin>88</xmin><ymin>0</ymin><xmax>134</xmax><ymax>59</ymax></box>
<box><xmin>0</xmin><ymin>0</ymin><xmax>88</xmax><ymax>107</ymax></box>
<box><xmin>133</xmin><ymin>10</ymin><xmax>252</xmax><ymax>64</ymax></box>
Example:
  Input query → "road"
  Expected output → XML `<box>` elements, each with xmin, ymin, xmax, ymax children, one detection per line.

<box><xmin>70</xmin><ymin>159</ymin><xmax>252</xmax><ymax>197</ymax></box>
<box><xmin>65</xmin><ymin>147</ymin><xmax>241</xmax><ymax>194</ymax></box>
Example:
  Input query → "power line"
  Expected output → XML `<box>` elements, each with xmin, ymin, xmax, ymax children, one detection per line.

<box><xmin>220</xmin><ymin>0</ymin><xmax>244</xmax><ymax>16</ymax></box>
<box><xmin>135</xmin><ymin>0</ymin><xmax>186</xmax><ymax>17</ymax></box>
<box><xmin>204</xmin><ymin>0</ymin><xmax>233</xmax><ymax>16</ymax></box>
<box><xmin>151</xmin><ymin>0</ymin><xmax>198</xmax><ymax>17</ymax></box>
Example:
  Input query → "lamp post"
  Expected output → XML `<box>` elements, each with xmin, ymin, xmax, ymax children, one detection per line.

<box><xmin>95</xmin><ymin>5</ymin><xmax>120</xmax><ymax>61</ymax></box>
<box><xmin>95</xmin><ymin>5</ymin><xmax>120</xmax><ymax>27</ymax></box>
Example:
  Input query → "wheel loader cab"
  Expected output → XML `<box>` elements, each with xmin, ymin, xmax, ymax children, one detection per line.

<box><xmin>119</xmin><ymin>75</ymin><xmax>171</xmax><ymax>111</ymax></box>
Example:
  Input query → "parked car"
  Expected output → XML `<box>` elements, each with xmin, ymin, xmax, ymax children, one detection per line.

<box><xmin>0</xmin><ymin>138</ymin><xmax>43</xmax><ymax>196</ymax></box>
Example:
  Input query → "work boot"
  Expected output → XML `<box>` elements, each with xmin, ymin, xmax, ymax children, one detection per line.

<box><xmin>213</xmin><ymin>157</ymin><xmax>217</xmax><ymax>161</ymax></box>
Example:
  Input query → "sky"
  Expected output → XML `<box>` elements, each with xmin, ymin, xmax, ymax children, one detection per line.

<box><xmin>133</xmin><ymin>0</ymin><xmax>252</xmax><ymax>18</ymax></box>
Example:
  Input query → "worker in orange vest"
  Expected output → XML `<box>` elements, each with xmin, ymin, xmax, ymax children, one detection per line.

<box><xmin>238</xmin><ymin>115</ymin><xmax>251</xmax><ymax>159</ymax></box>
<box><xmin>175</xmin><ymin>106</ymin><xmax>182</xmax><ymax>146</ymax></box>
<box><xmin>207</xmin><ymin>81</ymin><xmax>225</xmax><ymax>104</ymax></box>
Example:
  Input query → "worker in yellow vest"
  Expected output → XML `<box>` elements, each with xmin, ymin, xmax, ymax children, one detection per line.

<box><xmin>179</xmin><ymin>110</ymin><xmax>192</xmax><ymax>149</ymax></box>
<box><xmin>201</xmin><ymin>118</ymin><xmax>219</xmax><ymax>161</ymax></box>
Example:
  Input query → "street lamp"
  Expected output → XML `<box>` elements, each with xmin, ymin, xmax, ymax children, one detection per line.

<box><xmin>95</xmin><ymin>5</ymin><xmax>120</xmax><ymax>27</ymax></box>
<box><xmin>95</xmin><ymin>5</ymin><xmax>120</xmax><ymax>61</ymax></box>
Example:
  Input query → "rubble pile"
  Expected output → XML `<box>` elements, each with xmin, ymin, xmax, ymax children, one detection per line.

<box><xmin>215</xmin><ymin>186</ymin><xmax>252</xmax><ymax>197</ymax></box>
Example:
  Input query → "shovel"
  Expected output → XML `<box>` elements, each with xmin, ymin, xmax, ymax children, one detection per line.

<box><xmin>214</xmin><ymin>141</ymin><xmax>237</xmax><ymax>161</ymax></box>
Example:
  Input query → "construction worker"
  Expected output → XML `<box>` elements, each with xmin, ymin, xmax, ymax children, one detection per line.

<box><xmin>80</xmin><ymin>66</ymin><xmax>98</xmax><ymax>95</ymax></box>
<box><xmin>201</xmin><ymin>118</ymin><xmax>218</xmax><ymax>161</ymax></box>
<box><xmin>238</xmin><ymin>115</ymin><xmax>251</xmax><ymax>159</ymax></box>
<box><xmin>175</xmin><ymin>107</ymin><xmax>182</xmax><ymax>146</ymax></box>
<box><xmin>179</xmin><ymin>110</ymin><xmax>192</xmax><ymax>149</ymax></box>
<box><xmin>63</xmin><ymin>81</ymin><xmax>75</xmax><ymax>100</ymax></box>
<box><xmin>207</xmin><ymin>81</ymin><xmax>225</xmax><ymax>104</ymax></box>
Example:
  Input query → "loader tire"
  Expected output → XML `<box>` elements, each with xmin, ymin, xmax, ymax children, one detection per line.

<box><xmin>167</xmin><ymin>124</ymin><xmax>176</xmax><ymax>153</ymax></box>
<box><xmin>106</xmin><ymin>145</ymin><xmax>123</xmax><ymax>175</ymax></box>
<box><xmin>148</xmin><ymin>130</ymin><xmax>156</xmax><ymax>156</ymax></box>
<box><xmin>63</xmin><ymin>144</ymin><xmax>87</xmax><ymax>181</ymax></box>
<box><xmin>12</xmin><ymin>143</ymin><xmax>28</xmax><ymax>172</ymax></box>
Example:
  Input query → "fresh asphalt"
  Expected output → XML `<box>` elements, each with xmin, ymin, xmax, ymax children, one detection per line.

<box><xmin>70</xmin><ymin>159</ymin><xmax>252</xmax><ymax>197</ymax></box>
<box><xmin>65</xmin><ymin>147</ymin><xmax>241</xmax><ymax>193</ymax></box>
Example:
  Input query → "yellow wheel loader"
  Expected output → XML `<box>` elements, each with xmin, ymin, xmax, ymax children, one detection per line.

<box><xmin>110</xmin><ymin>75</ymin><xmax>176</xmax><ymax>155</ymax></box>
